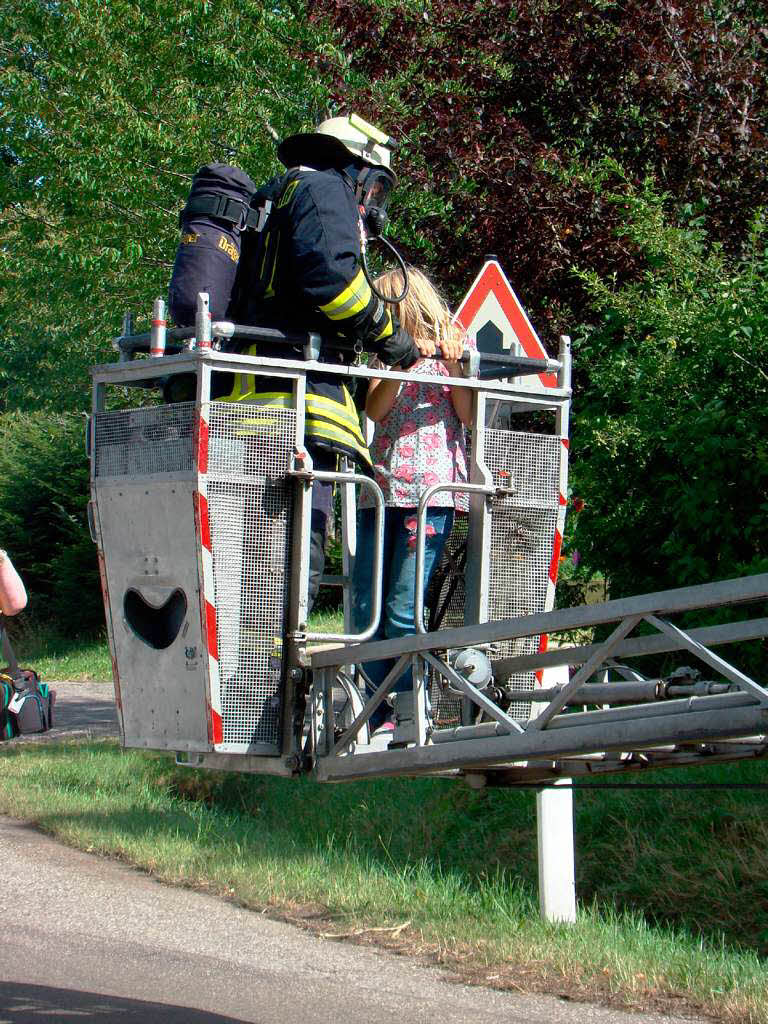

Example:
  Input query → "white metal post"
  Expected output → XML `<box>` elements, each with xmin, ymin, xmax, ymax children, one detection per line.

<box><xmin>535</xmin><ymin>663</ymin><xmax>576</xmax><ymax>923</ymax></box>
<box><xmin>536</xmin><ymin>780</ymin><xmax>576</xmax><ymax>923</ymax></box>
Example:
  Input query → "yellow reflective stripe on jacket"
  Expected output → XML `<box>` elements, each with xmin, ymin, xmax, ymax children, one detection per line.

<box><xmin>304</xmin><ymin>417</ymin><xmax>372</xmax><ymax>465</ymax></box>
<box><xmin>216</xmin><ymin>373</ymin><xmax>371</xmax><ymax>464</ymax></box>
<box><xmin>373</xmin><ymin>308</ymin><xmax>394</xmax><ymax>341</ymax></box>
<box><xmin>305</xmin><ymin>410</ymin><xmax>367</xmax><ymax>452</ymax></box>
<box><xmin>319</xmin><ymin>269</ymin><xmax>371</xmax><ymax>321</ymax></box>
<box><xmin>234</xmin><ymin>391</ymin><xmax>293</xmax><ymax>407</ymax></box>
<box><xmin>277</xmin><ymin>178</ymin><xmax>300</xmax><ymax>208</ymax></box>
<box><xmin>305</xmin><ymin>395</ymin><xmax>365</xmax><ymax>442</ymax></box>
<box><xmin>228</xmin><ymin>413</ymin><xmax>284</xmax><ymax>435</ymax></box>
<box><xmin>219</xmin><ymin>382</ymin><xmax>294</xmax><ymax>408</ymax></box>
<box><xmin>305</xmin><ymin>393</ymin><xmax>367</xmax><ymax>446</ymax></box>
<box><xmin>220</xmin><ymin>372</ymin><xmax>255</xmax><ymax>403</ymax></box>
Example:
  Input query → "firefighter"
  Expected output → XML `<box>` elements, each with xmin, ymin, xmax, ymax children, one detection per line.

<box><xmin>228</xmin><ymin>113</ymin><xmax>426</xmax><ymax>611</ymax></box>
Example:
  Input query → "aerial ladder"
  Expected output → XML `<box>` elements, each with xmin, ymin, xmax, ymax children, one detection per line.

<box><xmin>87</xmin><ymin>262</ymin><xmax>768</xmax><ymax>791</ymax></box>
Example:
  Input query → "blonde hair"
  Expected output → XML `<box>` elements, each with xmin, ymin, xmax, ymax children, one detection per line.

<box><xmin>374</xmin><ymin>266</ymin><xmax>453</xmax><ymax>347</ymax></box>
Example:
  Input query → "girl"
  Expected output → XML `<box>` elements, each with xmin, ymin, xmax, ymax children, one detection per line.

<box><xmin>351</xmin><ymin>266</ymin><xmax>473</xmax><ymax>734</ymax></box>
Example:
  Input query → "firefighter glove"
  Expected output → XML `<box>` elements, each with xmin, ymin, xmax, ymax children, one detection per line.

<box><xmin>377</xmin><ymin>328</ymin><xmax>420</xmax><ymax>369</ymax></box>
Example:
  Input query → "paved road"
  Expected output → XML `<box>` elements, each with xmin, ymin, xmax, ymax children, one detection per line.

<box><xmin>0</xmin><ymin>818</ymin><xmax>706</xmax><ymax>1024</ymax></box>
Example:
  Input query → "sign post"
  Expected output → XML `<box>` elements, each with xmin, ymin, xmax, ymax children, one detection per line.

<box><xmin>456</xmin><ymin>260</ymin><xmax>576</xmax><ymax>923</ymax></box>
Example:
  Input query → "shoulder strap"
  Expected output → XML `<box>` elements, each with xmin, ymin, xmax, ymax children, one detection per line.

<box><xmin>182</xmin><ymin>168</ymin><xmax>306</xmax><ymax>232</ymax></box>
<box><xmin>180</xmin><ymin>194</ymin><xmax>262</xmax><ymax>231</ymax></box>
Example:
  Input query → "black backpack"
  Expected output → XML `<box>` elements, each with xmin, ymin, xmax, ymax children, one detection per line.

<box><xmin>227</xmin><ymin>172</ymin><xmax>293</xmax><ymax>327</ymax></box>
<box><xmin>168</xmin><ymin>162</ymin><xmax>260</xmax><ymax>327</ymax></box>
<box><xmin>0</xmin><ymin>617</ymin><xmax>54</xmax><ymax>737</ymax></box>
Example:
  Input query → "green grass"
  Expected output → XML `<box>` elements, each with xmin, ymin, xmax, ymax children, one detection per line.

<box><xmin>6</xmin><ymin>623</ymin><xmax>112</xmax><ymax>682</ymax></box>
<box><xmin>6</xmin><ymin>627</ymin><xmax>768</xmax><ymax>1018</ymax></box>
<box><xmin>0</xmin><ymin>738</ymin><xmax>767</xmax><ymax>1021</ymax></box>
<box><xmin>307</xmin><ymin>607</ymin><xmax>345</xmax><ymax>634</ymax></box>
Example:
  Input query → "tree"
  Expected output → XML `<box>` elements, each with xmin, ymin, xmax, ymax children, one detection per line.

<box><xmin>310</xmin><ymin>0</ymin><xmax>768</xmax><ymax>595</ymax></box>
<box><xmin>308</xmin><ymin>0</ymin><xmax>767</xmax><ymax>333</ymax></box>
<box><xmin>2</xmin><ymin>0</ymin><xmax>766</xmax><ymax>620</ymax></box>
<box><xmin>0</xmin><ymin>0</ymin><xmax>337</xmax><ymax>411</ymax></box>
<box><xmin>0</xmin><ymin>0</ymin><xmax>341</xmax><ymax>630</ymax></box>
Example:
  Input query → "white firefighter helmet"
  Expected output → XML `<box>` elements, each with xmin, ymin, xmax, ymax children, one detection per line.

<box><xmin>278</xmin><ymin>113</ymin><xmax>397</xmax><ymax>176</ymax></box>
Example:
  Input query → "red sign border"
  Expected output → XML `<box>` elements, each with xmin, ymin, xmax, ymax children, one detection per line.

<box><xmin>454</xmin><ymin>261</ymin><xmax>558</xmax><ymax>389</ymax></box>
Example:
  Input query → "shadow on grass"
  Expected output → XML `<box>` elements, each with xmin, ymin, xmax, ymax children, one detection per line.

<box><xmin>146</xmin><ymin>752</ymin><xmax>768</xmax><ymax>958</ymax></box>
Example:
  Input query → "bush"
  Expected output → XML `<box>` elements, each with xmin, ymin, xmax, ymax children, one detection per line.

<box><xmin>0</xmin><ymin>411</ymin><xmax>103</xmax><ymax>634</ymax></box>
<box><xmin>571</xmin><ymin>180</ymin><xmax>768</xmax><ymax>600</ymax></box>
<box><xmin>310</xmin><ymin>0</ymin><xmax>768</xmax><ymax>329</ymax></box>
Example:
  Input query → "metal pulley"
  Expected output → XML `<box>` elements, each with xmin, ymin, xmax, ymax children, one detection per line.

<box><xmin>453</xmin><ymin>648</ymin><xmax>493</xmax><ymax>689</ymax></box>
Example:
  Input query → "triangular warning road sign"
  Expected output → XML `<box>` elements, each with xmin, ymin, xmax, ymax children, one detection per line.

<box><xmin>454</xmin><ymin>260</ymin><xmax>557</xmax><ymax>389</ymax></box>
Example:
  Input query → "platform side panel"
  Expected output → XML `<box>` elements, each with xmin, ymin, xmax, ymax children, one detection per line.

<box><xmin>94</xmin><ymin>480</ymin><xmax>211</xmax><ymax>751</ymax></box>
<box><xmin>485</xmin><ymin>430</ymin><xmax>566</xmax><ymax>717</ymax></box>
<box><xmin>205</xmin><ymin>402</ymin><xmax>296</xmax><ymax>754</ymax></box>
<box><xmin>428</xmin><ymin>430</ymin><xmax>566</xmax><ymax>727</ymax></box>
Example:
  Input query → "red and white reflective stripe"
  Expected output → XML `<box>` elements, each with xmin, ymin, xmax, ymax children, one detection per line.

<box><xmin>194</xmin><ymin>485</ymin><xmax>223</xmax><ymax>747</ymax></box>
<box><xmin>150</xmin><ymin>325</ymin><xmax>167</xmax><ymax>357</ymax></box>
<box><xmin>150</xmin><ymin>298</ymin><xmax>167</xmax><ymax>358</ymax></box>
<box><xmin>537</xmin><ymin>436</ymin><xmax>570</xmax><ymax>687</ymax></box>
<box><xmin>196</xmin><ymin>409</ymin><xmax>210</xmax><ymax>474</ymax></box>
<box><xmin>150</xmin><ymin>298</ymin><xmax>167</xmax><ymax>357</ymax></box>
<box><xmin>195</xmin><ymin>292</ymin><xmax>212</xmax><ymax>350</ymax></box>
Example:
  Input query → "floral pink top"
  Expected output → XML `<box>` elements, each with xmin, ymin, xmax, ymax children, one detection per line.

<box><xmin>360</xmin><ymin>350</ymin><xmax>473</xmax><ymax>512</ymax></box>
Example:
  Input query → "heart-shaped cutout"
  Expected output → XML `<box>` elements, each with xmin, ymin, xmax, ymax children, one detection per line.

<box><xmin>124</xmin><ymin>588</ymin><xmax>187</xmax><ymax>650</ymax></box>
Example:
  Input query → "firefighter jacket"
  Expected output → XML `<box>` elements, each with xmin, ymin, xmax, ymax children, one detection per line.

<box><xmin>235</xmin><ymin>167</ymin><xmax>395</xmax><ymax>349</ymax></box>
<box><xmin>223</xmin><ymin>167</ymin><xmax>398</xmax><ymax>471</ymax></box>
<box><xmin>222</xmin><ymin>347</ymin><xmax>371</xmax><ymax>469</ymax></box>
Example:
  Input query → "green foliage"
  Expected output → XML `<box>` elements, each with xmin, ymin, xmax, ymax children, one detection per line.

<box><xmin>2</xmin><ymin>0</ymin><xmax>767</xmax><ymax>627</ymax></box>
<box><xmin>0</xmin><ymin>410</ymin><xmax>101</xmax><ymax>632</ymax></box>
<box><xmin>0</xmin><ymin>0</ymin><xmax>336</xmax><ymax>411</ymax></box>
<box><xmin>0</xmin><ymin>1</ymin><xmax>344</xmax><ymax>633</ymax></box>
<box><xmin>10</xmin><ymin>625</ymin><xmax>112</xmax><ymax>681</ymax></box>
<box><xmin>311</xmin><ymin>0</ymin><xmax>768</xmax><ymax>327</ymax></box>
<box><xmin>571</xmin><ymin>178</ymin><xmax>768</xmax><ymax>597</ymax></box>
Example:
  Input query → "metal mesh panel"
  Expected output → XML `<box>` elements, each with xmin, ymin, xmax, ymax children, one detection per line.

<box><xmin>207</xmin><ymin>403</ymin><xmax>297</xmax><ymax>479</ymax></box>
<box><xmin>206</xmin><ymin>403</ymin><xmax>296</xmax><ymax>748</ymax></box>
<box><xmin>93</xmin><ymin>403</ymin><xmax>196</xmax><ymax>477</ymax></box>
<box><xmin>485</xmin><ymin>430</ymin><xmax>563</xmax><ymax>718</ymax></box>
<box><xmin>484</xmin><ymin>430</ymin><xmax>562</xmax><ymax>508</ymax></box>
<box><xmin>488</xmin><ymin>506</ymin><xmax>558</xmax><ymax>716</ymax></box>
<box><xmin>427</xmin><ymin>432</ymin><xmax>563</xmax><ymax>726</ymax></box>
<box><xmin>427</xmin><ymin>515</ymin><xmax>468</xmax><ymax>728</ymax></box>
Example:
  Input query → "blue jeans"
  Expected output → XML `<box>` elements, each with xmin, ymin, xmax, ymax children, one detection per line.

<box><xmin>351</xmin><ymin>506</ymin><xmax>454</xmax><ymax>728</ymax></box>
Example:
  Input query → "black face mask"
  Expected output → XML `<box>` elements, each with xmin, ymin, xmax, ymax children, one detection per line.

<box><xmin>355</xmin><ymin>166</ymin><xmax>395</xmax><ymax>238</ymax></box>
<box><xmin>347</xmin><ymin>163</ymin><xmax>409</xmax><ymax>304</ymax></box>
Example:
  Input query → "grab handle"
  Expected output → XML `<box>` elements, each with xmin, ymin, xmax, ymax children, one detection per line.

<box><xmin>302</xmin><ymin>470</ymin><xmax>385</xmax><ymax>644</ymax></box>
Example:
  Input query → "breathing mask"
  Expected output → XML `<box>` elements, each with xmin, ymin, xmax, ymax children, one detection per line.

<box><xmin>355</xmin><ymin>165</ymin><xmax>394</xmax><ymax>238</ymax></box>
<box><xmin>353</xmin><ymin>162</ymin><xmax>408</xmax><ymax>303</ymax></box>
